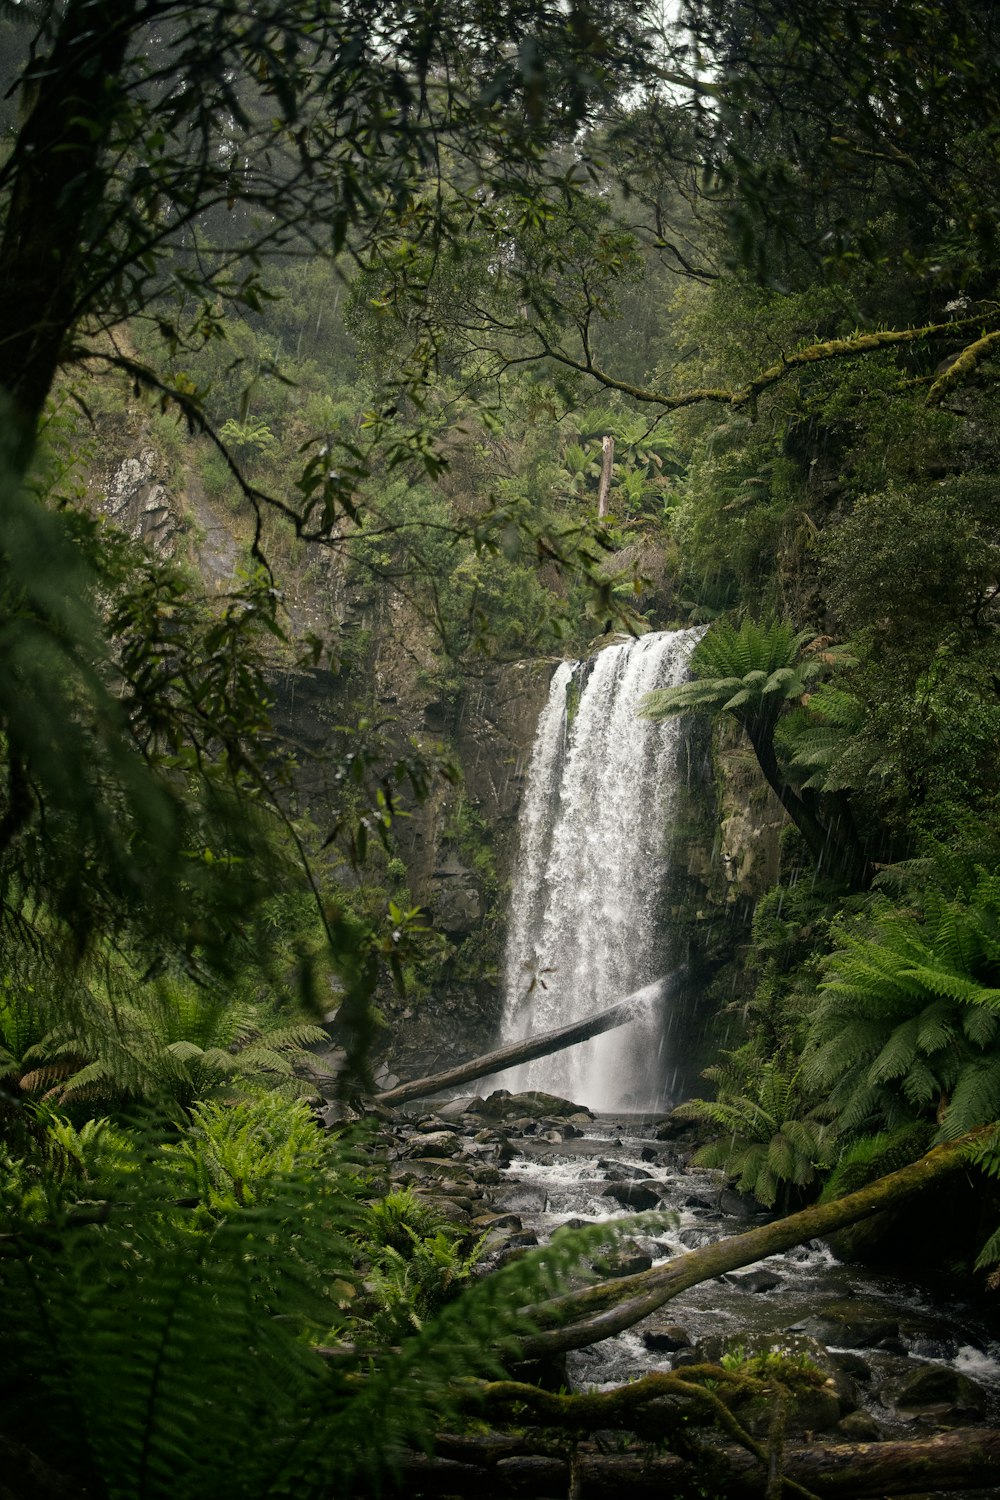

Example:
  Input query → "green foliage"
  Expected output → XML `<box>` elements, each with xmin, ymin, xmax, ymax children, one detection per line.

<box><xmin>776</xmin><ymin>685</ymin><xmax>864</xmax><ymax>793</ymax></box>
<box><xmin>0</xmin><ymin>1096</ymin><xmax>669</xmax><ymax>1498</ymax></box>
<box><xmin>819</xmin><ymin>1124</ymin><xmax>934</xmax><ymax>1204</ymax></box>
<box><xmin>674</xmin><ymin>1045</ymin><xmax>835</xmax><ymax>1208</ymax></box>
<box><xmin>642</xmin><ymin>618</ymin><xmax>828</xmax><ymax>734</ymax></box>
<box><xmin>363</xmin><ymin>1223</ymin><xmax>488</xmax><ymax>1340</ymax></box>
<box><xmin>0</xmin><ymin>1100</ymin><xmax>362</xmax><ymax>1499</ymax></box>
<box><xmin>807</xmin><ymin>872</ymin><xmax>1000</xmax><ymax>1140</ymax></box>
<box><xmin>218</xmin><ymin>417</ymin><xmax>279</xmax><ymax>464</ymax></box>
<box><xmin>719</xmin><ymin>1343</ymin><xmax>824</xmax><ymax>1382</ymax></box>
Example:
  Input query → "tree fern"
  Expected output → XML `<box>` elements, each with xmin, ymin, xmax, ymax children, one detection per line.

<box><xmin>807</xmin><ymin>870</ymin><xmax>1000</xmax><ymax>1139</ymax></box>
<box><xmin>675</xmin><ymin>1047</ymin><xmax>834</xmax><ymax>1208</ymax></box>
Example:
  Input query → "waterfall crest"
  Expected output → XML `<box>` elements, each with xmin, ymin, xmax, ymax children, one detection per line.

<box><xmin>499</xmin><ymin>629</ymin><xmax>701</xmax><ymax>1112</ymax></box>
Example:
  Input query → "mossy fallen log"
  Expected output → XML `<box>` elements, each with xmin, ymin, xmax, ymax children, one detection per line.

<box><xmin>389</xmin><ymin>1428</ymin><xmax>1000</xmax><ymax>1498</ymax></box>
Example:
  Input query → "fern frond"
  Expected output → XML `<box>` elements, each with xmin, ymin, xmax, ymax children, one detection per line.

<box><xmin>974</xmin><ymin>1224</ymin><xmax>1000</xmax><ymax>1271</ymax></box>
<box><xmin>937</xmin><ymin>1056</ymin><xmax>1000</xmax><ymax>1140</ymax></box>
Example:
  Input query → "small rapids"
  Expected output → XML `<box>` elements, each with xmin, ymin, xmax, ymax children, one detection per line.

<box><xmin>494</xmin><ymin>1114</ymin><xmax>1000</xmax><ymax>1436</ymax></box>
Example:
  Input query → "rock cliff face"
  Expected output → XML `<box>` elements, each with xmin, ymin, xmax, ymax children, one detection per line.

<box><xmin>89</xmin><ymin>416</ymin><xmax>786</xmax><ymax>1090</ymax></box>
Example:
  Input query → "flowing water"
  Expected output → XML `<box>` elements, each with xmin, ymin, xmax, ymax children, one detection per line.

<box><xmin>493</xmin><ymin>1116</ymin><xmax>1000</xmax><ymax>1435</ymax></box>
<box><xmin>497</xmin><ymin>629</ymin><xmax>702</xmax><ymax>1111</ymax></box>
<box><xmin>479</xmin><ymin>628</ymin><xmax>1000</xmax><ymax>1468</ymax></box>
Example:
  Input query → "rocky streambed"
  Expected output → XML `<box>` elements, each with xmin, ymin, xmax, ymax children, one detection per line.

<box><xmin>371</xmin><ymin>1087</ymin><xmax>1000</xmax><ymax>1455</ymax></box>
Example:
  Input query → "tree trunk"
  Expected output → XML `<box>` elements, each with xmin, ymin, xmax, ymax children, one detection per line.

<box><xmin>374</xmin><ymin>978</ymin><xmax>671</xmax><ymax>1108</ymax></box>
<box><xmin>743</xmin><ymin>716</ymin><xmax>871</xmax><ymax>888</ymax></box>
<box><xmin>389</xmin><ymin>1428</ymin><xmax>1000</xmax><ymax>1498</ymax></box>
<box><xmin>516</xmin><ymin>1128</ymin><xmax>989</xmax><ymax>1357</ymax></box>
<box><xmin>0</xmin><ymin>0</ymin><xmax>139</xmax><ymax>469</ymax></box>
<box><xmin>596</xmin><ymin>435</ymin><xmax>614</xmax><ymax>518</ymax></box>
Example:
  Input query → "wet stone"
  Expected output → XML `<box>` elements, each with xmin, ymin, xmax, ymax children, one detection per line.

<box><xmin>422</xmin><ymin>1195</ymin><xmax>473</xmax><ymax>1223</ymax></box>
<box><xmin>598</xmin><ymin>1158</ymin><xmax>651</xmax><ymax>1181</ymax></box>
<box><xmin>641</xmin><ymin>1320</ymin><xmax>692</xmax><ymax>1354</ymax></box>
<box><xmin>405</xmin><ymin>1131</ymin><xmax>463</xmax><ymax>1157</ymax></box>
<box><xmin>909</xmin><ymin>1334</ymin><xmax>959</xmax><ymax>1361</ymax></box>
<box><xmin>836</xmin><ymin>1409</ymin><xmax>882</xmax><ymax>1441</ymax></box>
<box><xmin>474</xmin><ymin>1090</ymin><xmax>592</xmax><ymax>1123</ymax></box>
<box><xmin>591</xmin><ymin>1243</ymin><xmax>653</xmax><ymax>1279</ymax></box>
<box><xmin>436</xmin><ymin>1095</ymin><xmax>484</xmax><ymax>1120</ymax></box>
<box><xmin>723</xmin><ymin>1268</ymin><xmax>782</xmax><ymax>1294</ymax></box>
<box><xmin>718</xmin><ymin>1188</ymin><xmax>765</xmax><ymax>1220</ymax></box>
<box><xmin>828</xmin><ymin>1350</ymin><xmax>873</xmax><ymax>1383</ymax></box>
<box><xmin>600</xmin><ymin>1180</ymin><xmax>663</xmax><ymax>1211</ymax></box>
<box><xmin>890</xmin><ymin>1362</ymin><xmax>987</xmax><ymax>1417</ymax></box>
<box><xmin>805</xmin><ymin>1299</ymin><xmax>899</xmax><ymax>1350</ymax></box>
<box><xmin>472</xmin><ymin>1212</ymin><xmax>522</xmax><ymax>1232</ymax></box>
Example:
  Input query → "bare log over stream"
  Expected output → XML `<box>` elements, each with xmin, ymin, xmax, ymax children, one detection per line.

<box><xmin>389</xmin><ymin>1428</ymin><xmax>1000</xmax><ymax>1498</ymax></box>
<box><xmin>517</xmin><ymin>1127</ymin><xmax>991</xmax><ymax>1357</ymax></box>
<box><xmin>374</xmin><ymin>978</ymin><xmax>671</xmax><ymax>1108</ymax></box>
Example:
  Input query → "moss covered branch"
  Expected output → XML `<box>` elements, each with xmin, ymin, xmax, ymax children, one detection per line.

<box><xmin>926</xmin><ymin>327</ymin><xmax>1000</xmax><ymax>403</ymax></box>
<box><xmin>537</xmin><ymin>312</ymin><xmax>1000</xmax><ymax>414</ymax></box>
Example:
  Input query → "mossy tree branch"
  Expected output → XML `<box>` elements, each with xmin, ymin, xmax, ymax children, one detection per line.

<box><xmin>533</xmin><ymin>312</ymin><xmax>1000</xmax><ymax>416</ymax></box>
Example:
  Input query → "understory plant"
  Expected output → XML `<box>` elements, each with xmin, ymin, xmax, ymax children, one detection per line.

<box><xmin>806</xmin><ymin>869</ymin><xmax>1000</xmax><ymax>1141</ymax></box>
<box><xmin>673</xmin><ymin>1044</ymin><xmax>836</xmax><ymax>1209</ymax></box>
<box><xmin>0</xmin><ymin>1094</ymin><xmax>659</xmax><ymax>1500</ymax></box>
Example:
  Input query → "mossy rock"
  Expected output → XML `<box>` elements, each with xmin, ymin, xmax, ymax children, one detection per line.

<box><xmin>475</xmin><ymin>1090</ymin><xmax>592</xmax><ymax>1122</ymax></box>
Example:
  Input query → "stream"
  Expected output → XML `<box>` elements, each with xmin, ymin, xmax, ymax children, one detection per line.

<box><xmin>480</xmin><ymin>1106</ymin><xmax>1000</xmax><ymax>1441</ymax></box>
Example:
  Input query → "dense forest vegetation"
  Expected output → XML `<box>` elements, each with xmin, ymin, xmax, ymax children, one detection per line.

<box><xmin>4</xmin><ymin>1</ymin><xmax>1000</xmax><ymax>1495</ymax></box>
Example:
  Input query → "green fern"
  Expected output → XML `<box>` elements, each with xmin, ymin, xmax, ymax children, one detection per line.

<box><xmin>0</xmin><ymin>1097</ymin><xmax>676</xmax><ymax>1499</ymax></box>
<box><xmin>807</xmin><ymin>871</ymin><xmax>1000</xmax><ymax>1140</ymax></box>
<box><xmin>819</xmin><ymin>1124</ymin><xmax>934</xmax><ymax>1202</ymax></box>
<box><xmin>674</xmin><ymin>1046</ymin><xmax>835</xmax><ymax>1208</ymax></box>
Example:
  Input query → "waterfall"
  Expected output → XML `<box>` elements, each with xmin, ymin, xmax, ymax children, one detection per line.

<box><xmin>499</xmin><ymin>629</ymin><xmax>702</xmax><ymax>1112</ymax></box>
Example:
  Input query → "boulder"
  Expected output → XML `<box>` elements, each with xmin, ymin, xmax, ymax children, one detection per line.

<box><xmin>600</xmin><ymin>1180</ymin><xmax>664</xmax><ymax>1211</ymax></box>
<box><xmin>828</xmin><ymin>1350</ymin><xmax>873</xmax><ymax>1383</ymax></box>
<box><xmin>474</xmin><ymin>1090</ymin><xmax>593</xmax><ymax>1123</ymax></box>
<box><xmin>641</xmin><ymin>1319</ymin><xmax>692</xmax><ymax>1354</ymax></box>
<box><xmin>436</xmin><ymin>1095</ymin><xmax>484</xmax><ymax>1120</ymax></box>
<box><xmin>723</xmin><ymin>1268</ymin><xmax>782</xmax><ymax>1294</ymax></box>
<box><xmin>471</xmin><ymin>1212</ymin><xmax>522</xmax><ymax>1232</ymax></box>
<box><xmin>836</xmin><ymin>1409</ymin><xmax>882</xmax><ymax>1441</ymax></box>
<box><xmin>889</xmin><ymin>1363</ymin><xmax>987</xmax><ymax>1420</ymax></box>
<box><xmin>598</xmin><ymin>1158</ymin><xmax>651</xmax><ymax>1181</ymax></box>
<box><xmin>804</xmin><ymin>1299</ymin><xmax>899</xmax><ymax>1350</ymax></box>
<box><xmin>718</xmin><ymin>1188</ymin><xmax>766</xmax><ymax>1220</ymax></box>
<box><xmin>404</xmin><ymin>1131</ymin><xmax>463</xmax><ymax>1158</ymax></box>
<box><xmin>591</xmin><ymin>1242</ymin><xmax>654</xmax><ymax>1279</ymax></box>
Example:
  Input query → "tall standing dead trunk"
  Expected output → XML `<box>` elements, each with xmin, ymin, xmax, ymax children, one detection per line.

<box><xmin>596</xmin><ymin>436</ymin><xmax>614</xmax><ymax>518</ymax></box>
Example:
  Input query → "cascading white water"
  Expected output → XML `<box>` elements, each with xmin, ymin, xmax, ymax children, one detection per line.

<box><xmin>498</xmin><ymin>629</ymin><xmax>702</xmax><ymax>1112</ymax></box>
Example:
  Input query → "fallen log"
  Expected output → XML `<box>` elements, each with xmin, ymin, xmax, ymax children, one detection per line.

<box><xmin>389</xmin><ymin>1428</ymin><xmax>1000</xmax><ymax>1498</ymax></box>
<box><xmin>517</xmin><ymin>1127</ymin><xmax>990</xmax><ymax>1357</ymax></box>
<box><xmin>374</xmin><ymin>978</ymin><xmax>671</xmax><ymax>1108</ymax></box>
